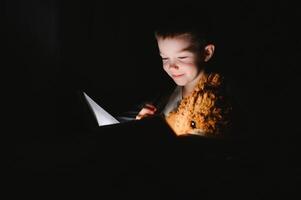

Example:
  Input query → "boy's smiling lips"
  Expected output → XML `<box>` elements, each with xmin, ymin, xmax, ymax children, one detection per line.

<box><xmin>172</xmin><ymin>74</ymin><xmax>184</xmax><ymax>78</ymax></box>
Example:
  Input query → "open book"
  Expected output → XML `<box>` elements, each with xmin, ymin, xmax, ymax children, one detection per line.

<box><xmin>82</xmin><ymin>92</ymin><xmax>177</xmax><ymax>138</ymax></box>
<box><xmin>83</xmin><ymin>92</ymin><xmax>120</xmax><ymax>126</ymax></box>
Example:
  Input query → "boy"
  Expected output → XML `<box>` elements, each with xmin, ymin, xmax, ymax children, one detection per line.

<box><xmin>136</xmin><ymin>12</ymin><xmax>233</xmax><ymax>137</ymax></box>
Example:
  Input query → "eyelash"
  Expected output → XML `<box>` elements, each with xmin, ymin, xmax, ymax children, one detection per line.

<box><xmin>162</xmin><ymin>57</ymin><xmax>187</xmax><ymax>60</ymax></box>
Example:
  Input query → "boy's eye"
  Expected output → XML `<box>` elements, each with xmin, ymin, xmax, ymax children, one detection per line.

<box><xmin>178</xmin><ymin>57</ymin><xmax>188</xmax><ymax>59</ymax></box>
<box><xmin>162</xmin><ymin>58</ymin><xmax>168</xmax><ymax>61</ymax></box>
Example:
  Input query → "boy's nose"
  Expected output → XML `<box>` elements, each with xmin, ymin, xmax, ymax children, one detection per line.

<box><xmin>168</xmin><ymin>62</ymin><xmax>179</xmax><ymax>69</ymax></box>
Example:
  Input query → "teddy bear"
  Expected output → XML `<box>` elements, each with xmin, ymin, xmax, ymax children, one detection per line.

<box><xmin>165</xmin><ymin>73</ymin><xmax>232</xmax><ymax>137</ymax></box>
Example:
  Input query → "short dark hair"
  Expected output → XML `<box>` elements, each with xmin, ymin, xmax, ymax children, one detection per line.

<box><xmin>154</xmin><ymin>8</ymin><xmax>214</xmax><ymax>52</ymax></box>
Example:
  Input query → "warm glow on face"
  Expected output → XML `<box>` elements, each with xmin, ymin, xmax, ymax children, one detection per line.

<box><xmin>157</xmin><ymin>34</ymin><xmax>203</xmax><ymax>87</ymax></box>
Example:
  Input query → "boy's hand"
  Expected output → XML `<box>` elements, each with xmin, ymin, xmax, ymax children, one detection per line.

<box><xmin>135</xmin><ymin>103</ymin><xmax>157</xmax><ymax>120</ymax></box>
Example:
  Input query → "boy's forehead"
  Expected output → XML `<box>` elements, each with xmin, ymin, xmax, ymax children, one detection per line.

<box><xmin>157</xmin><ymin>36</ymin><xmax>195</xmax><ymax>53</ymax></box>
<box><xmin>157</xmin><ymin>33</ymin><xmax>193</xmax><ymax>42</ymax></box>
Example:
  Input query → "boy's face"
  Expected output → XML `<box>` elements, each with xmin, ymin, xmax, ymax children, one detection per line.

<box><xmin>157</xmin><ymin>34</ymin><xmax>204</xmax><ymax>86</ymax></box>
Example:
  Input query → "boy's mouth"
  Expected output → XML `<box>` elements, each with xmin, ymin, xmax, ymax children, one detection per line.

<box><xmin>172</xmin><ymin>74</ymin><xmax>184</xmax><ymax>78</ymax></box>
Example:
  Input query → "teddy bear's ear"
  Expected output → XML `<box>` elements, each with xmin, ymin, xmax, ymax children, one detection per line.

<box><xmin>207</xmin><ymin>73</ymin><xmax>222</xmax><ymax>86</ymax></box>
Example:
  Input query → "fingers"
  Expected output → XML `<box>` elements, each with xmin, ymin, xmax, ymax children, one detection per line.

<box><xmin>136</xmin><ymin>113</ymin><xmax>151</xmax><ymax>120</ymax></box>
<box><xmin>136</xmin><ymin>104</ymin><xmax>157</xmax><ymax>120</ymax></box>
<box><xmin>135</xmin><ymin>108</ymin><xmax>154</xmax><ymax>120</ymax></box>
<box><xmin>144</xmin><ymin>104</ymin><xmax>157</xmax><ymax>112</ymax></box>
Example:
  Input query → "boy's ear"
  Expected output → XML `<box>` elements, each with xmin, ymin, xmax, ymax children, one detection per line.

<box><xmin>203</xmin><ymin>44</ymin><xmax>215</xmax><ymax>62</ymax></box>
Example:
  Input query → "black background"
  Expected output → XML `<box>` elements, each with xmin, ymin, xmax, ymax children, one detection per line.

<box><xmin>4</xmin><ymin>0</ymin><xmax>301</xmax><ymax>197</ymax></box>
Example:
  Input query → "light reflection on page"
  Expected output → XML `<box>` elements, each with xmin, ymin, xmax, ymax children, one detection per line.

<box><xmin>83</xmin><ymin>92</ymin><xmax>119</xmax><ymax>126</ymax></box>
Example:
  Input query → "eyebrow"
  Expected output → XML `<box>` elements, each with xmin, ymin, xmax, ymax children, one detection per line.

<box><xmin>159</xmin><ymin>47</ymin><xmax>193</xmax><ymax>56</ymax></box>
<box><xmin>177</xmin><ymin>46</ymin><xmax>194</xmax><ymax>53</ymax></box>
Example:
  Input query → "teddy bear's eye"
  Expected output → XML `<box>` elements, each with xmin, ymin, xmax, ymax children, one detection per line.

<box><xmin>190</xmin><ymin>120</ymin><xmax>196</xmax><ymax>129</ymax></box>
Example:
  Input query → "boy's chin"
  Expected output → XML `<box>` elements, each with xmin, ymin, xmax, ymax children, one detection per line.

<box><xmin>173</xmin><ymin>80</ymin><xmax>187</xmax><ymax>86</ymax></box>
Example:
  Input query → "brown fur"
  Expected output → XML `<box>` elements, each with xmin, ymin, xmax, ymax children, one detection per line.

<box><xmin>165</xmin><ymin>73</ymin><xmax>231</xmax><ymax>137</ymax></box>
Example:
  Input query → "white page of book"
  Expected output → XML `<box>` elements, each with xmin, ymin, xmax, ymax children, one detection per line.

<box><xmin>83</xmin><ymin>92</ymin><xmax>120</xmax><ymax>126</ymax></box>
